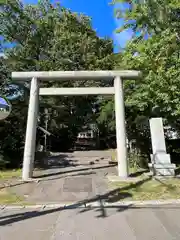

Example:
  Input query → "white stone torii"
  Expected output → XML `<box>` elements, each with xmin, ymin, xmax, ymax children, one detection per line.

<box><xmin>12</xmin><ymin>70</ymin><xmax>141</xmax><ymax>181</ymax></box>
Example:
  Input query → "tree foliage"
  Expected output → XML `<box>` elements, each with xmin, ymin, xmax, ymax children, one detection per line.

<box><xmin>97</xmin><ymin>0</ymin><xmax>180</xmax><ymax>158</ymax></box>
<box><xmin>115</xmin><ymin>0</ymin><xmax>180</xmax><ymax>128</ymax></box>
<box><xmin>0</xmin><ymin>0</ymin><xmax>114</xmax><ymax>167</ymax></box>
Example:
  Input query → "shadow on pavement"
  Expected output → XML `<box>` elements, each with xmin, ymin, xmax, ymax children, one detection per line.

<box><xmin>34</xmin><ymin>164</ymin><xmax>116</xmax><ymax>179</ymax></box>
<box><xmin>0</xmin><ymin>176</ymin><xmax>156</xmax><ymax>226</ymax></box>
<box><xmin>1</xmin><ymin>203</ymin><xmax>180</xmax><ymax>227</ymax></box>
<box><xmin>37</xmin><ymin>153</ymin><xmax>79</xmax><ymax>169</ymax></box>
<box><xmin>36</xmin><ymin>171</ymin><xmax>98</xmax><ymax>183</ymax></box>
<box><xmin>129</xmin><ymin>169</ymin><xmax>149</xmax><ymax>177</ymax></box>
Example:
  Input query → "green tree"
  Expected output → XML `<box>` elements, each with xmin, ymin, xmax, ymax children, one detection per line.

<box><xmin>0</xmin><ymin>56</ymin><xmax>27</xmax><ymax>168</ymax></box>
<box><xmin>97</xmin><ymin>0</ymin><xmax>180</xmax><ymax>159</ymax></box>
<box><xmin>0</xmin><ymin>0</ymin><xmax>114</xmax><ymax>167</ymax></box>
<box><xmin>115</xmin><ymin>0</ymin><xmax>180</xmax><ymax>128</ymax></box>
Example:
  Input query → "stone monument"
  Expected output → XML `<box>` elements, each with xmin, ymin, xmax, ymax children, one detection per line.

<box><xmin>148</xmin><ymin>117</ymin><xmax>176</xmax><ymax>176</ymax></box>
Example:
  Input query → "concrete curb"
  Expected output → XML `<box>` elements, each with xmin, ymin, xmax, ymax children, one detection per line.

<box><xmin>1</xmin><ymin>199</ymin><xmax>180</xmax><ymax>210</ymax></box>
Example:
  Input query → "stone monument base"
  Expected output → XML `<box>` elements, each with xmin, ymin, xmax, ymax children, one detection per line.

<box><xmin>148</xmin><ymin>163</ymin><xmax>176</xmax><ymax>176</ymax></box>
<box><xmin>150</xmin><ymin>153</ymin><xmax>172</xmax><ymax>164</ymax></box>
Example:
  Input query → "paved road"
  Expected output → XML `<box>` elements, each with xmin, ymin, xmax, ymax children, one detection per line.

<box><xmin>1</xmin><ymin>204</ymin><xmax>180</xmax><ymax>240</ymax></box>
<box><xmin>7</xmin><ymin>151</ymin><xmax>117</xmax><ymax>204</ymax></box>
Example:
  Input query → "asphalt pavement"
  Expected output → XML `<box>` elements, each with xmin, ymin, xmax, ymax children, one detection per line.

<box><xmin>1</xmin><ymin>204</ymin><xmax>180</xmax><ymax>240</ymax></box>
<box><xmin>1</xmin><ymin>151</ymin><xmax>180</xmax><ymax>239</ymax></box>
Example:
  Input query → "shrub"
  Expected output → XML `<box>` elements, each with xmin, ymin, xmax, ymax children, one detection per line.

<box><xmin>111</xmin><ymin>149</ymin><xmax>148</xmax><ymax>169</ymax></box>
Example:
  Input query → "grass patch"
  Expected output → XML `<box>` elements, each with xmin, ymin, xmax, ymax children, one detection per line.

<box><xmin>110</xmin><ymin>150</ymin><xmax>180</xmax><ymax>201</ymax></box>
<box><xmin>110</xmin><ymin>177</ymin><xmax>180</xmax><ymax>201</ymax></box>
<box><xmin>0</xmin><ymin>188</ymin><xmax>24</xmax><ymax>204</ymax></box>
<box><xmin>0</xmin><ymin>169</ymin><xmax>22</xmax><ymax>180</ymax></box>
<box><xmin>0</xmin><ymin>169</ymin><xmax>24</xmax><ymax>204</ymax></box>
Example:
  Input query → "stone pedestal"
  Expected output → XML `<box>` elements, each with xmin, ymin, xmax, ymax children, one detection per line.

<box><xmin>149</xmin><ymin>118</ymin><xmax>176</xmax><ymax>176</ymax></box>
<box><xmin>148</xmin><ymin>153</ymin><xmax>176</xmax><ymax>176</ymax></box>
<box><xmin>148</xmin><ymin>163</ymin><xmax>176</xmax><ymax>176</ymax></box>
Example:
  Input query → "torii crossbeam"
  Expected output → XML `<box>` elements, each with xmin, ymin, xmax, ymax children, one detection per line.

<box><xmin>12</xmin><ymin>70</ymin><xmax>141</xmax><ymax>181</ymax></box>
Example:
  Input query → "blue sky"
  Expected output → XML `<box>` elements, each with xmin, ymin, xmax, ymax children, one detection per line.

<box><xmin>22</xmin><ymin>0</ymin><xmax>132</xmax><ymax>52</ymax></box>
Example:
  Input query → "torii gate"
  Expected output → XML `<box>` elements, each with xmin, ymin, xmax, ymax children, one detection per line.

<box><xmin>12</xmin><ymin>70</ymin><xmax>141</xmax><ymax>181</ymax></box>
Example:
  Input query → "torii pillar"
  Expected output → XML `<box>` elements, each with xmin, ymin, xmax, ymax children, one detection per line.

<box><xmin>12</xmin><ymin>70</ymin><xmax>141</xmax><ymax>181</ymax></box>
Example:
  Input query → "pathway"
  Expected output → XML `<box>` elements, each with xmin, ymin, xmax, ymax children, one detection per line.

<box><xmin>1</xmin><ymin>151</ymin><xmax>180</xmax><ymax>239</ymax></box>
<box><xmin>1</xmin><ymin>204</ymin><xmax>180</xmax><ymax>239</ymax></box>
<box><xmin>5</xmin><ymin>151</ymin><xmax>118</xmax><ymax>204</ymax></box>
